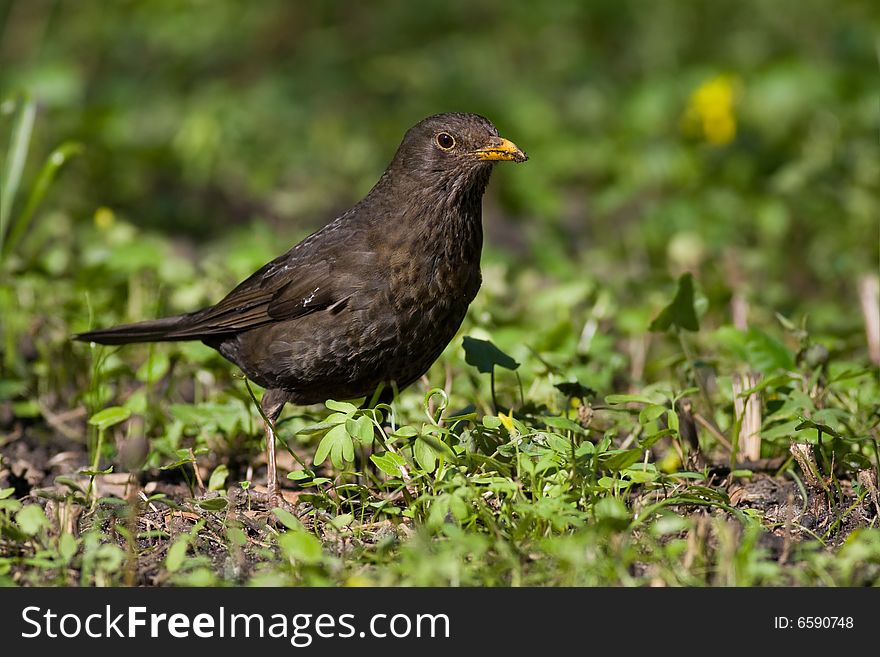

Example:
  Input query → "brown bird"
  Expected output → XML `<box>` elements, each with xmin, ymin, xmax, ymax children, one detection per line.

<box><xmin>75</xmin><ymin>112</ymin><xmax>527</xmax><ymax>508</ymax></box>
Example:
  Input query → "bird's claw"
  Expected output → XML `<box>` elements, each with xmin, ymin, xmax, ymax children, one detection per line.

<box><xmin>267</xmin><ymin>485</ymin><xmax>299</xmax><ymax>515</ymax></box>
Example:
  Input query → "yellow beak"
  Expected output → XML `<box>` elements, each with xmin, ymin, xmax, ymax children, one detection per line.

<box><xmin>473</xmin><ymin>137</ymin><xmax>528</xmax><ymax>163</ymax></box>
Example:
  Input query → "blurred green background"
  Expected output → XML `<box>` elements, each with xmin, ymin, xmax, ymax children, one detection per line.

<box><xmin>1</xmin><ymin>0</ymin><xmax>877</xmax><ymax>388</ymax></box>
<box><xmin>2</xmin><ymin>0</ymin><xmax>880</xmax><ymax>588</ymax></box>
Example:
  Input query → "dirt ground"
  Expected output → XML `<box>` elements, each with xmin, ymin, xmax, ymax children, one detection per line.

<box><xmin>2</xmin><ymin>418</ymin><xmax>878</xmax><ymax>585</ymax></box>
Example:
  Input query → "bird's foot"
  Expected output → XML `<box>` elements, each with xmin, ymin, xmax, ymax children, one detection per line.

<box><xmin>245</xmin><ymin>485</ymin><xmax>299</xmax><ymax>515</ymax></box>
<box><xmin>267</xmin><ymin>483</ymin><xmax>299</xmax><ymax>515</ymax></box>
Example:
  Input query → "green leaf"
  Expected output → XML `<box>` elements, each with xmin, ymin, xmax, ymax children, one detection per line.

<box><xmin>207</xmin><ymin>464</ymin><xmax>229</xmax><ymax>491</ymax></box>
<box><xmin>638</xmin><ymin>404</ymin><xmax>667</xmax><ymax>425</ymax></box>
<box><xmin>391</xmin><ymin>425</ymin><xmax>419</xmax><ymax>439</ymax></box>
<box><xmin>53</xmin><ymin>477</ymin><xmax>85</xmax><ymax>494</ymax></box>
<box><xmin>448</xmin><ymin>494</ymin><xmax>468</xmax><ymax>521</ymax></box>
<box><xmin>325</xmin><ymin>399</ymin><xmax>358</xmax><ymax>414</ymax></box>
<box><xmin>841</xmin><ymin>452</ymin><xmax>873</xmax><ymax>470</ymax></box>
<box><xmin>624</xmin><ymin>468</ymin><xmax>658</xmax><ymax>484</ymax></box>
<box><xmin>194</xmin><ymin>497</ymin><xmax>228</xmax><ymax>511</ymax></box>
<box><xmin>370</xmin><ymin>451</ymin><xmax>406</xmax><ymax>477</ymax></box>
<box><xmin>794</xmin><ymin>416</ymin><xmax>841</xmax><ymax>438</ymax></box>
<box><xmin>314</xmin><ymin>423</ymin><xmax>354</xmax><ymax>468</ymax></box>
<box><xmin>639</xmin><ymin>428</ymin><xmax>677</xmax><ymax>448</ymax></box>
<box><xmin>543</xmin><ymin>431</ymin><xmax>572</xmax><ymax>454</ymax></box>
<box><xmin>517</xmin><ymin>453</ymin><xmax>535</xmax><ymax>476</ymax></box>
<box><xmin>650</xmin><ymin>515</ymin><xmax>691</xmax><ymax>536</ymax></box>
<box><xmin>666</xmin><ymin>408</ymin><xmax>679</xmax><ymax>433</ymax></box>
<box><xmin>462</xmin><ymin>336</ymin><xmax>520</xmax><ymax>373</ymax></box>
<box><xmin>286</xmin><ymin>470</ymin><xmax>314</xmax><ymax>481</ymax></box>
<box><xmin>0</xmin><ymin>379</ymin><xmax>27</xmax><ymax>401</ymax></box>
<box><xmin>714</xmin><ymin>327</ymin><xmax>795</xmax><ymax>373</ymax></box>
<box><xmin>606</xmin><ymin>392</ymin><xmax>667</xmax><ymax>406</ymax></box>
<box><xmin>599</xmin><ymin>448</ymin><xmax>643</xmax><ymax>472</ymax></box>
<box><xmin>683</xmin><ymin>485</ymin><xmax>730</xmax><ymax>504</ymax></box>
<box><xmin>294</xmin><ymin>419</ymin><xmax>343</xmax><ymax>435</ymax></box>
<box><xmin>330</xmin><ymin>513</ymin><xmax>354</xmax><ymax>530</ymax></box>
<box><xmin>761</xmin><ymin>419</ymin><xmax>801</xmax><ymax>441</ymax></box>
<box><xmin>227</xmin><ymin>526</ymin><xmax>248</xmax><ymax>547</ymax></box>
<box><xmin>88</xmin><ymin>406</ymin><xmax>131</xmax><ymax>430</ymax></box>
<box><xmin>346</xmin><ymin>415</ymin><xmax>375</xmax><ymax>444</ymax></box>
<box><xmin>0</xmin><ymin>487</ymin><xmax>14</xmax><ymax>500</ymax></box>
<box><xmin>168</xmin><ymin>403</ymin><xmax>246</xmax><ymax>436</ymax></box>
<box><xmin>169</xmin><ymin>404</ymin><xmax>206</xmax><ymax>425</ymax></box>
<box><xmin>598</xmin><ymin>476</ymin><xmax>634</xmax><ymax>491</ymax></box>
<box><xmin>165</xmin><ymin>538</ymin><xmax>188</xmax><ymax>572</ymax></box>
<box><xmin>594</xmin><ymin>497</ymin><xmax>631</xmax><ymax>528</ymax></box>
<box><xmin>95</xmin><ymin>544</ymin><xmax>125</xmax><ymax>572</ymax></box>
<box><xmin>0</xmin><ymin>498</ymin><xmax>23</xmax><ymax>516</ymax></box>
<box><xmin>413</xmin><ymin>437</ymin><xmax>437</xmax><ymax>472</ymax></box>
<box><xmin>301</xmin><ymin>477</ymin><xmax>332</xmax><ymax>487</ymax></box>
<box><xmin>136</xmin><ymin>351</ymin><xmax>170</xmax><ymax>383</ymax></box>
<box><xmin>272</xmin><ymin>507</ymin><xmax>304</xmax><ymax>530</ymax></box>
<box><xmin>16</xmin><ymin>504</ymin><xmax>49</xmax><ymax>536</ymax></box>
<box><xmin>540</xmin><ymin>415</ymin><xmax>587</xmax><ymax>434</ymax></box>
<box><xmin>277</xmin><ymin>531</ymin><xmax>323</xmax><ymax>565</ymax></box>
<box><xmin>575</xmin><ymin>442</ymin><xmax>595</xmax><ymax>457</ymax></box>
<box><xmin>160</xmin><ymin>458</ymin><xmax>193</xmax><ymax>471</ymax></box>
<box><xmin>649</xmin><ymin>272</ymin><xmax>699</xmax><ymax>332</ymax></box>
<box><xmin>743</xmin><ymin>328</ymin><xmax>795</xmax><ymax>372</ymax></box>
<box><xmin>12</xmin><ymin>400</ymin><xmax>39</xmax><ymax>418</ymax></box>
<box><xmin>58</xmin><ymin>533</ymin><xmax>78</xmax><ymax>564</ymax></box>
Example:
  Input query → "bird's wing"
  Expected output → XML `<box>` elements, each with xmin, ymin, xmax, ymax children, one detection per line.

<box><xmin>170</xmin><ymin>224</ymin><xmax>372</xmax><ymax>338</ymax></box>
<box><xmin>179</xmin><ymin>263</ymin><xmax>336</xmax><ymax>336</ymax></box>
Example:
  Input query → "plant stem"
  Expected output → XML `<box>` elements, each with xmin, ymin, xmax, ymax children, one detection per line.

<box><xmin>676</xmin><ymin>327</ymin><xmax>725</xmax><ymax>443</ymax></box>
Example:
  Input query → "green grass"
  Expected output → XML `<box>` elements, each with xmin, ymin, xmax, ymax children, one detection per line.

<box><xmin>2</xmin><ymin>225</ymin><xmax>878</xmax><ymax>585</ymax></box>
<box><xmin>1</xmin><ymin>0</ymin><xmax>879</xmax><ymax>587</ymax></box>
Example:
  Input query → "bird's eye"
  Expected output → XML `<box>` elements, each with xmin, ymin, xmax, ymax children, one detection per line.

<box><xmin>436</xmin><ymin>132</ymin><xmax>456</xmax><ymax>150</ymax></box>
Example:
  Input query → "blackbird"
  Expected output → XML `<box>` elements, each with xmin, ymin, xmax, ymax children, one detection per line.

<box><xmin>75</xmin><ymin>112</ymin><xmax>527</xmax><ymax>507</ymax></box>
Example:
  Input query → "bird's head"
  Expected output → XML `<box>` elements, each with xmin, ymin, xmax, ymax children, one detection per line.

<box><xmin>389</xmin><ymin>113</ymin><xmax>527</xmax><ymax>191</ymax></box>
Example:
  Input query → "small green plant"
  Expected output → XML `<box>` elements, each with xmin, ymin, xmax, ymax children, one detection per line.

<box><xmin>1</xmin><ymin>94</ymin><xmax>81</xmax><ymax>265</ymax></box>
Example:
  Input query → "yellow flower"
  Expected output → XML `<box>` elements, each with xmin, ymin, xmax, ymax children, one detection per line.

<box><xmin>93</xmin><ymin>206</ymin><xmax>115</xmax><ymax>230</ymax></box>
<box><xmin>343</xmin><ymin>574</ymin><xmax>374</xmax><ymax>587</ymax></box>
<box><xmin>682</xmin><ymin>75</ymin><xmax>740</xmax><ymax>146</ymax></box>
<box><xmin>498</xmin><ymin>411</ymin><xmax>516</xmax><ymax>434</ymax></box>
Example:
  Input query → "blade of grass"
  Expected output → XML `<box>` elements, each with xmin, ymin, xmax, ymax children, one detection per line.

<box><xmin>0</xmin><ymin>96</ymin><xmax>36</xmax><ymax>255</ymax></box>
<box><xmin>3</xmin><ymin>141</ymin><xmax>82</xmax><ymax>257</ymax></box>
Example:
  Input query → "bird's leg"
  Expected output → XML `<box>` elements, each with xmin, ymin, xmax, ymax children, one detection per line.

<box><xmin>264</xmin><ymin>418</ymin><xmax>280</xmax><ymax>504</ymax></box>
<box><xmin>260</xmin><ymin>389</ymin><xmax>295</xmax><ymax>512</ymax></box>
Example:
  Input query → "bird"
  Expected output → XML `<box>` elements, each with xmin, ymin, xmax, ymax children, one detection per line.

<box><xmin>74</xmin><ymin>112</ymin><xmax>527</xmax><ymax>509</ymax></box>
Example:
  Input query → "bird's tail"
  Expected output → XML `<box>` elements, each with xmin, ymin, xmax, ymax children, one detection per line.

<box><xmin>73</xmin><ymin>315</ymin><xmax>197</xmax><ymax>345</ymax></box>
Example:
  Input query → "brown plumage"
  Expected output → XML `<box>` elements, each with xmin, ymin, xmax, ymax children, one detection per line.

<box><xmin>75</xmin><ymin>112</ymin><xmax>527</xmax><ymax>507</ymax></box>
